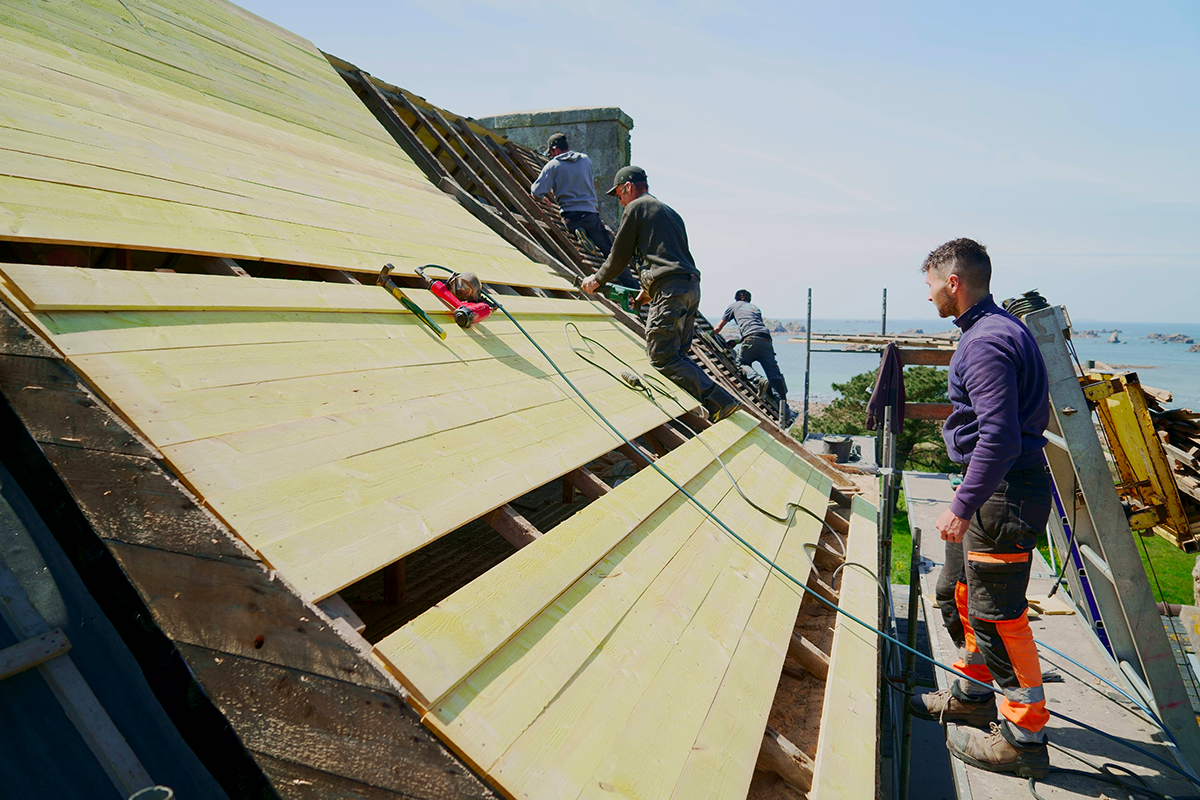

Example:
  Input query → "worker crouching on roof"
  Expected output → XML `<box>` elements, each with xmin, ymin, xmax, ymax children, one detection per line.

<box><xmin>909</xmin><ymin>238</ymin><xmax>1052</xmax><ymax>779</ymax></box>
<box><xmin>581</xmin><ymin>166</ymin><xmax>739</xmax><ymax>422</ymax></box>
<box><xmin>530</xmin><ymin>135</ymin><xmax>611</xmax><ymax>254</ymax></box>
<box><xmin>713</xmin><ymin>289</ymin><xmax>795</xmax><ymax>425</ymax></box>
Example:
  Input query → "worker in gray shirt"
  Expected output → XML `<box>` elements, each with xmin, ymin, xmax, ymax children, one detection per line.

<box><xmin>713</xmin><ymin>289</ymin><xmax>790</xmax><ymax>421</ymax></box>
<box><xmin>530</xmin><ymin>133</ymin><xmax>613</xmax><ymax>257</ymax></box>
<box><xmin>581</xmin><ymin>166</ymin><xmax>739</xmax><ymax>422</ymax></box>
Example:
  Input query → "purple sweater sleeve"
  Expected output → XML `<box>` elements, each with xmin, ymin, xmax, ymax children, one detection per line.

<box><xmin>951</xmin><ymin>338</ymin><xmax>1023</xmax><ymax>519</ymax></box>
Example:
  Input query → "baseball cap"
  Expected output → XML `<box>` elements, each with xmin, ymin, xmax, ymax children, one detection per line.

<box><xmin>546</xmin><ymin>132</ymin><xmax>569</xmax><ymax>151</ymax></box>
<box><xmin>606</xmin><ymin>165</ymin><xmax>647</xmax><ymax>195</ymax></box>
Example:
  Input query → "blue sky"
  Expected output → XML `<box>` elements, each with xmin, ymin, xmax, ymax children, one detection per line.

<box><xmin>238</xmin><ymin>0</ymin><xmax>1199</xmax><ymax>323</ymax></box>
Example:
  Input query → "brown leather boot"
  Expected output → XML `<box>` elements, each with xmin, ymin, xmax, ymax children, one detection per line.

<box><xmin>946</xmin><ymin>721</ymin><xmax>1049</xmax><ymax>779</ymax></box>
<box><xmin>908</xmin><ymin>682</ymin><xmax>997</xmax><ymax>728</ymax></box>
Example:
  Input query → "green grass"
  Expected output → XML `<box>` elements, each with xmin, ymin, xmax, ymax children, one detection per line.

<box><xmin>891</xmin><ymin>490</ymin><xmax>912</xmax><ymax>584</ymax></box>
<box><xmin>1134</xmin><ymin>533</ymin><xmax>1195</xmax><ymax>606</ymax></box>
<box><xmin>889</xmin><ymin>489</ymin><xmax>1194</xmax><ymax>604</ymax></box>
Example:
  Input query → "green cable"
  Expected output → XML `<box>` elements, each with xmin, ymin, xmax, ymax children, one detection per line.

<box><xmin>476</xmin><ymin>288</ymin><xmax>1200</xmax><ymax>789</ymax></box>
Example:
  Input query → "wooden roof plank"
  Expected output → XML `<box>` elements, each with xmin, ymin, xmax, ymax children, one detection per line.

<box><xmin>668</xmin><ymin>474</ymin><xmax>830</xmax><ymax>800</ymax></box>
<box><xmin>375</xmin><ymin>417</ymin><xmax>758</xmax><ymax>709</ymax></box>
<box><xmin>486</xmin><ymin>434</ymin><xmax>805</xmax><ymax>799</ymax></box>
<box><xmin>0</xmin><ymin>266</ymin><xmax>584</xmax><ymax>315</ymax></box>
<box><xmin>809</xmin><ymin>495</ymin><xmax>880</xmax><ymax>799</ymax></box>
<box><xmin>0</xmin><ymin>0</ymin><xmax>574</xmax><ymax>289</ymax></box>
<box><xmin>252</xmin><ymin>387</ymin><xmax>679</xmax><ymax>602</ymax></box>
<box><xmin>575</xmin><ymin>439</ymin><xmax>825</xmax><ymax>800</ymax></box>
<box><xmin>423</xmin><ymin>427</ymin><xmax>767</xmax><ymax>773</ymax></box>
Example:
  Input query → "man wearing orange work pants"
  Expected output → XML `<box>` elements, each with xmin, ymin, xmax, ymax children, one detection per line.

<box><xmin>908</xmin><ymin>238</ymin><xmax>1052</xmax><ymax>778</ymax></box>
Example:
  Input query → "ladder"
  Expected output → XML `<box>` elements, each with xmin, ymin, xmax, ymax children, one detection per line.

<box><xmin>1024</xmin><ymin>304</ymin><xmax>1200</xmax><ymax>772</ymax></box>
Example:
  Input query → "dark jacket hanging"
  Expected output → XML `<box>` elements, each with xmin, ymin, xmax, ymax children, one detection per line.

<box><xmin>866</xmin><ymin>342</ymin><xmax>905</xmax><ymax>434</ymax></box>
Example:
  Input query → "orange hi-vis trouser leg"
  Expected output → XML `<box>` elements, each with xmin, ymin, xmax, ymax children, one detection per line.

<box><xmin>967</xmin><ymin>550</ymin><xmax>1050</xmax><ymax>737</ymax></box>
<box><xmin>953</xmin><ymin>581</ymin><xmax>994</xmax><ymax>685</ymax></box>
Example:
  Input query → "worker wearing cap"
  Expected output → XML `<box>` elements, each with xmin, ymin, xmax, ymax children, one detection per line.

<box><xmin>909</xmin><ymin>238</ymin><xmax>1052</xmax><ymax>778</ymax></box>
<box><xmin>531</xmin><ymin>133</ymin><xmax>614</xmax><ymax>257</ymax></box>
<box><xmin>713</xmin><ymin>289</ymin><xmax>793</xmax><ymax>424</ymax></box>
<box><xmin>581</xmin><ymin>166</ymin><xmax>739</xmax><ymax>422</ymax></box>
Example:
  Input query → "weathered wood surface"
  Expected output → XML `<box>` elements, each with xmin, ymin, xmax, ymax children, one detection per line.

<box><xmin>0</xmin><ymin>0</ymin><xmax>569</xmax><ymax>288</ymax></box>
<box><xmin>0</xmin><ymin>353</ymin><xmax>158</xmax><ymax>458</ymax></box>
<box><xmin>181</xmin><ymin>645</ymin><xmax>488</xmax><ymax>800</ymax></box>
<box><xmin>0</xmin><ymin>346</ymin><xmax>493</xmax><ymax>798</ymax></box>
<box><xmin>0</xmin><ymin>303</ymin><xmax>61</xmax><ymax>358</ymax></box>
<box><xmin>0</xmin><ymin>627</ymin><xmax>71</xmax><ymax>682</ymax></box>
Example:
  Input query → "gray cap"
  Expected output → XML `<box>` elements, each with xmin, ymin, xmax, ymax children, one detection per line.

<box><xmin>546</xmin><ymin>132</ymin><xmax>569</xmax><ymax>151</ymax></box>
<box><xmin>607</xmin><ymin>165</ymin><xmax>647</xmax><ymax>195</ymax></box>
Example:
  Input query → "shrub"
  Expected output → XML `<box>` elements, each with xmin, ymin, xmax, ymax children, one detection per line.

<box><xmin>801</xmin><ymin>365</ymin><xmax>960</xmax><ymax>473</ymax></box>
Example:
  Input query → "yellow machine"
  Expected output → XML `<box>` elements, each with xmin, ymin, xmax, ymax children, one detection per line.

<box><xmin>1081</xmin><ymin>370</ymin><xmax>1194</xmax><ymax>551</ymax></box>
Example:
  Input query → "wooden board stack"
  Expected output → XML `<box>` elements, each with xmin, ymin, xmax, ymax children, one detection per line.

<box><xmin>1150</xmin><ymin>403</ymin><xmax>1200</xmax><ymax>538</ymax></box>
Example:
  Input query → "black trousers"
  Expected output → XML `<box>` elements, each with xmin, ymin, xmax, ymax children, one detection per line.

<box><xmin>934</xmin><ymin>466</ymin><xmax>1053</xmax><ymax>735</ymax></box>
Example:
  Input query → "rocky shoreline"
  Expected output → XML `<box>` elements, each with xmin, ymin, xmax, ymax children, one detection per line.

<box><xmin>1148</xmin><ymin>333</ymin><xmax>1196</xmax><ymax>345</ymax></box>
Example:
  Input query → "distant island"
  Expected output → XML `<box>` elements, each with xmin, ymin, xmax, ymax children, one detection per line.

<box><xmin>765</xmin><ymin>319</ymin><xmax>806</xmax><ymax>335</ymax></box>
<box><xmin>1072</xmin><ymin>329</ymin><xmax>1120</xmax><ymax>338</ymax></box>
<box><xmin>1148</xmin><ymin>333</ymin><xmax>1196</xmax><ymax>344</ymax></box>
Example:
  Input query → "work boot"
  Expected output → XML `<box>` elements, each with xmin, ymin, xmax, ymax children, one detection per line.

<box><xmin>709</xmin><ymin>397</ymin><xmax>740</xmax><ymax>423</ymax></box>
<box><xmin>908</xmin><ymin>682</ymin><xmax>997</xmax><ymax>728</ymax></box>
<box><xmin>946</xmin><ymin>721</ymin><xmax>1049</xmax><ymax>779</ymax></box>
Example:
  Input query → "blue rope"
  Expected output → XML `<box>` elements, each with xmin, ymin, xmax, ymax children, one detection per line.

<box><xmin>483</xmin><ymin>292</ymin><xmax>1200</xmax><ymax>788</ymax></box>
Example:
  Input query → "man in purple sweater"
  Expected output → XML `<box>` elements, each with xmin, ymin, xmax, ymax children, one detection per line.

<box><xmin>908</xmin><ymin>239</ymin><xmax>1052</xmax><ymax>778</ymax></box>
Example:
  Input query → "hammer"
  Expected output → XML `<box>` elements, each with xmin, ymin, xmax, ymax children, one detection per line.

<box><xmin>378</xmin><ymin>264</ymin><xmax>446</xmax><ymax>340</ymax></box>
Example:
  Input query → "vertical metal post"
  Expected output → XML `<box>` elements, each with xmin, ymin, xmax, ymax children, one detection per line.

<box><xmin>898</xmin><ymin>525</ymin><xmax>923</xmax><ymax>800</ymax></box>
<box><xmin>802</xmin><ymin>288</ymin><xmax>812</xmax><ymax>440</ymax></box>
<box><xmin>882</xmin><ymin>287</ymin><xmax>888</xmax><ymax>336</ymax></box>
<box><xmin>881</xmin><ymin>406</ymin><xmax>895</xmax><ymax>576</ymax></box>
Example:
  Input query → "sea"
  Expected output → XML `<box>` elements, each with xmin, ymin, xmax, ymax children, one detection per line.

<box><xmin>771</xmin><ymin>318</ymin><xmax>1200</xmax><ymax>411</ymax></box>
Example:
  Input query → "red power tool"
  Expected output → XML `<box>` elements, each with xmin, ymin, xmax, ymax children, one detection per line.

<box><xmin>414</xmin><ymin>266</ymin><xmax>494</xmax><ymax>329</ymax></box>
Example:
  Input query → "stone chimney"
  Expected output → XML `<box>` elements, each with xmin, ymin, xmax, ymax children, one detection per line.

<box><xmin>475</xmin><ymin>107</ymin><xmax>633</xmax><ymax>229</ymax></box>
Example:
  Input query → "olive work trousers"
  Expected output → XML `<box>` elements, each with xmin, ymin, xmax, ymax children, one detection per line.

<box><xmin>935</xmin><ymin>466</ymin><xmax>1053</xmax><ymax>741</ymax></box>
<box><xmin>645</xmin><ymin>275</ymin><xmax>735</xmax><ymax>413</ymax></box>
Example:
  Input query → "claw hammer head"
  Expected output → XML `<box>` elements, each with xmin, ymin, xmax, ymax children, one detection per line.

<box><xmin>377</xmin><ymin>264</ymin><xmax>394</xmax><ymax>286</ymax></box>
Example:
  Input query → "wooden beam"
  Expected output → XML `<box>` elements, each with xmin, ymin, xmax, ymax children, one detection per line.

<box><xmin>617</xmin><ymin>442</ymin><xmax>654</xmax><ymax>470</ymax></box>
<box><xmin>350</xmin><ymin>71</ymin><xmax>448</xmax><ymax>183</ymax></box>
<box><xmin>898</xmin><ymin>348</ymin><xmax>953</xmax><ymax>367</ymax></box>
<box><xmin>824</xmin><ymin>506</ymin><xmax>851</xmax><ymax>536</ymax></box>
<box><xmin>905</xmin><ymin>402</ymin><xmax>954</xmax><ymax>421</ymax></box>
<box><xmin>192</xmin><ymin>256</ymin><xmax>250</xmax><ymax>277</ymax></box>
<box><xmin>756</xmin><ymin>726</ymin><xmax>814</xmax><ymax>793</ymax></box>
<box><xmin>786</xmin><ymin>632</ymin><xmax>830</xmax><ymax>680</ymax></box>
<box><xmin>647</xmin><ymin>422</ymin><xmax>688</xmax><ymax>451</ymax></box>
<box><xmin>562</xmin><ymin>467</ymin><xmax>611</xmax><ymax>502</ymax></box>
<box><xmin>0</xmin><ymin>628</ymin><xmax>71</xmax><ymax>681</ymax></box>
<box><xmin>807</xmin><ymin>572</ymin><xmax>839</xmax><ymax>605</ymax></box>
<box><xmin>811</xmin><ymin>540</ymin><xmax>844</xmax><ymax>571</ymax></box>
<box><xmin>487</xmin><ymin>504</ymin><xmax>542</xmax><ymax>549</ymax></box>
<box><xmin>436</xmin><ymin>176</ymin><xmax>579</xmax><ymax>280</ymax></box>
<box><xmin>383</xmin><ymin>559</ymin><xmax>406</xmax><ymax>605</ymax></box>
<box><xmin>0</xmin><ymin>556</ymin><xmax>152</xmax><ymax>796</ymax></box>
